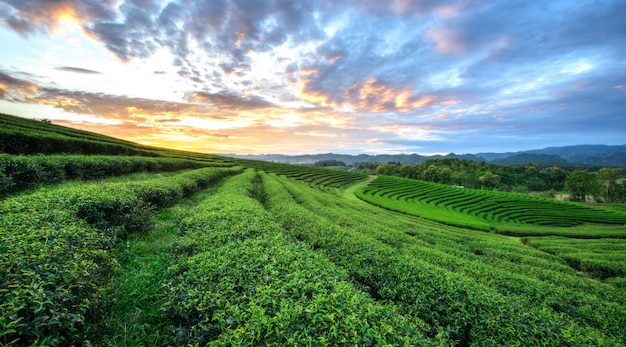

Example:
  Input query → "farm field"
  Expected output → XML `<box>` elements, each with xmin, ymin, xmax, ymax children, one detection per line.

<box><xmin>356</xmin><ymin>175</ymin><xmax>626</xmax><ymax>235</ymax></box>
<box><xmin>1</xmin><ymin>114</ymin><xmax>626</xmax><ymax>346</ymax></box>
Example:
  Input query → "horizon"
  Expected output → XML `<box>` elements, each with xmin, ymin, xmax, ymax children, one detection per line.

<box><xmin>1</xmin><ymin>1</ymin><xmax>625</xmax><ymax>155</ymax></box>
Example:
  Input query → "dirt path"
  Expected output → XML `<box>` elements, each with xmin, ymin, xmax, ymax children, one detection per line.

<box><xmin>343</xmin><ymin>175</ymin><xmax>377</xmax><ymax>200</ymax></box>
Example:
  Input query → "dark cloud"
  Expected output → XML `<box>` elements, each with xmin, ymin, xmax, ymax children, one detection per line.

<box><xmin>55</xmin><ymin>66</ymin><xmax>102</xmax><ymax>74</ymax></box>
<box><xmin>0</xmin><ymin>68</ymin><xmax>39</xmax><ymax>101</ymax></box>
<box><xmin>84</xmin><ymin>2</ymin><xmax>161</xmax><ymax>62</ymax></box>
<box><xmin>185</xmin><ymin>91</ymin><xmax>275</xmax><ymax>110</ymax></box>
<box><xmin>1</xmin><ymin>69</ymin><xmax>205</xmax><ymax>119</ymax></box>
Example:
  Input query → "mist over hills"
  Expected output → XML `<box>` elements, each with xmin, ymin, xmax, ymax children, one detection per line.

<box><xmin>227</xmin><ymin>145</ymin><xmax>626</xmax><ymax>167</ymax></box>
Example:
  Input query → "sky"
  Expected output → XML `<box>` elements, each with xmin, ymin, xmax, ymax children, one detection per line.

<box><xmin>0</xmin><ymin>0</ymin><xmax>625</xmax><ymax>155</ymax></box>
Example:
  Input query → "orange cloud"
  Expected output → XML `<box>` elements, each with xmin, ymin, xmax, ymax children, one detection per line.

<box><xmin>358</xmin><ymin>78</ymin><xmax>396</xmax><ymax>111</ymax></box>
<box><xmin>13</xmin><ymin>2</ymin><xmax>83</xmax><ymax>34</ymax></box>
<box><xmin>346</xmin><ymin>79</ymin><xmax>435</xmax><ymax>112</ymax></box>
<box><xmin>0</xmin><ymin>76</ymin><xmax>39</xmax><ymax>101</ymax></box>
<box><xmin>296</xmin><ymin>77</ymin><xmax>332</xmax><ymax>106</ymax></box>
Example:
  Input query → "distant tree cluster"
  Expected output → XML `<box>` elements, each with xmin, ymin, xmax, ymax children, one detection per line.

<box><xmin>313</xmin><ymin>159</ymin><xmax>347</xmax><ymax>167</ymax></box>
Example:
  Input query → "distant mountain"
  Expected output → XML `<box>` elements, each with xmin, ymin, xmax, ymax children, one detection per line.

<box><xmin>227</xmin><ymin>152</ymin><xmax>485</xmax><ymax>165</ymax></box>
<box><xmin>477</xmin><ymin>145</ymin><xmax>626</xmax><ymax>166</ymax></box>
<box><xmin>491</xmin><ymin>154</ymin><xmax>567</xmax><ymax>165</ymax></box>
<box><xmin>227</xmin><ymin>144</ymin><xmax>626</xmax><ymax>167</ymax></box>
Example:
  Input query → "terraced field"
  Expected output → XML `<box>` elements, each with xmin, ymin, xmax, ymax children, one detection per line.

<box><xmin>2</xmin><ymin>114</ymin><xmax>626</xmax><ymax>346</ymax></box>
<box><xmin>356</xmin><ymin>175</ymin><xmax>626</xmax><ymax>235</ymax></box>
<box><xmin>233</xmin><ymin>157</ymin><xmax>367</xmax><ymax>190</ymax></box>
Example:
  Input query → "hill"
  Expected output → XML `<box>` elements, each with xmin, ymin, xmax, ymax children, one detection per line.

<box><xmin>227</xmin><ymin>145</ymin><xmax>626</xmax><ymax>167</ymax></box>
<box><xmin>2</xmin><ymin>113</ymin><xmax>626</xmax><ymax>346</ymax></box>
<box><xmin>491</xmin><ymin>153</ymin><xmax>568</xmax><ymax>165</ymax></box>
<box><xmin>478</xmin><ymin>144</ymin><xmax>626</xmax><ymax>166</ymax></box>
<box><xmin>228</xmin><ymin>152</ymin><xmax>486</xmax><ymax>165</ymax></box>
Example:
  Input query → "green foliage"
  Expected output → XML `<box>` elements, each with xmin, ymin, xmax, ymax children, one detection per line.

<box><xmin>0</xmin><ymin>167</ymin><xmax>239</xmax><ymax>346</ymax></box>
<box><xmin>0</xmin><ymin>113</ymin><xmax>157</xmax><ymax>156</ymax></box>
<box><xmin>313</xmin><ymin>159</ymin><xmax>347</xmax><ymax>167</ymax></box>
<box><xmin>478</xmin><ymin>171</ymin><xmax>500</xmax><ymax>189</ymax></box>
<box><xmin>356</xmin><ymin>158</ymin><xmax>609</xmax><ymax>193</ymax></box>
<box><xmin>0</xmin><ymin>154</ymin><xmax>217</xmax><ymax>196</ymax></box>
<box><xmin>162</xmin><ymin>170</ymin><xmax>429</xmax><ymax>346</ymax></box>
<box><xmin>262</xmin><ymin>172</ymin><xmax>626</xmax><ymax>345</ymax></box>
<box><xmin>523</xmin><ymin>237</ymin><xmax>626</xmax><ymax>281</ymax></box>
<box><xmin>599</xmin><ymin>167</ymin><xmax>621</xmax><ymax>202</ymax></box>
<box><xmin>2</xmin><ymin>112</ymin><xmax>625</xmax><ymax>346</ymax></box>
<box><xmin>356</xmin><ymin>175</ymin><xmax>626</xmax><ymax>232</ymax></box>
<box><xmin>565</xmin><ymin>170</ymin><xmax>601</xmax><ymax>202</ymax></box>
<box><xmin>229</xmin><ymin>157</ymin><xmax>367</xmax><ymax>190</ymax></box>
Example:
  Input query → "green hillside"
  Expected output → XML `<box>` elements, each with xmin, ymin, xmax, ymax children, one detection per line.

<box><xmin>356</xmin><ymin>175</ymin><xmax>626</xmax><ymax>234</ymax></box>
<box><xmin>2</xmin><ymin>114</ymin><xmax>625</xmax><ymax>346</ymax></box>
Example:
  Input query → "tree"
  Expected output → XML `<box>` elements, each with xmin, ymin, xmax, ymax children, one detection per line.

<box><xmin>314</xmin><ymin>160</ymin><xmax>346</xmax><ymax>167</ymax></box>
<box><xmin>375</xmin><ymin>163</ymin><xmax>399</xmax><ymax>176</ymax></box>
<box><xmin>524</xmin><ymin>163</ymin><xmax>538</xmax><ymax>175</ymax></box>
<box><xmin>422</xmin><ymin>164</ymin><xmax>438</xmax><ymax>182</ymax></box>
<box><xmin>543</xmin><ymin>166</ymin><xmax>567</xmax><ymax>191</ymax></box>
<box><xmin>565</xmin><ymin>170</ymin><xmax>600</xmax><ymax>202</ymax></box>
<box><xmin>399</xmin><ymin>164</ymin><xmax>413</xmax><ymax>178</ymax></box>
<box><xmin>479</xmin><ymin>172</ymin><xmax>500</xmax><ymax>189</ymax></box>
<box><xmin>598</xmin><ymin>167</ymin><xmax>619</xmax><ymax>202</ymax></box>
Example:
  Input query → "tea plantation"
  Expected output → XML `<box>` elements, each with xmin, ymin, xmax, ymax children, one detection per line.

<box><xmin>1</xmin><ymin>113</ymin><xmax>625</xmax><ymax>346</ymax></box>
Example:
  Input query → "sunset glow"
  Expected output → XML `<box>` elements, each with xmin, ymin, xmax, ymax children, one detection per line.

<box><xmin>0</xmin><ymin>0</ymin><xmax>624</xmax><ymax>155</ymax></box>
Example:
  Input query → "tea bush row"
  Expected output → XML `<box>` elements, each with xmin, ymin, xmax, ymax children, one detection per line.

<box><xmin>230</xmin><ymin>158</ymin><xmax>366</xmax><ymax>190</ymax></box>
<box><xmin>523</xmin><ymin>236</ymin><xmax>626</xmax><ymax>281</ymax></box>
<box><xmin>0</xmin><ymin>127</ymin><xmax>161</xmax><ymax>157</ymax></box>
<box><xmin>0</xmin><ymin>154</ymin><xmax>226</xmax><ymax>195</ymax></box>
<box><xmin>162</xmin><ymin>169</ymin><xmax>431</xmax><ymax>346</ymax></box>
<box><xmin>0</xmin><ymin>114</ymin><xmax>160</xmax><ymax>156</ymax></box>
<box><xmin>261</xmin><ymin>172</ymin><xmax>625</xmax><ymax>345</ymax></box>
<box><xmin>287</xmin><ymin>174</ymin><xmax>626</xmax><ymax>337</ymax></box>
<box><xmin>0</xmin><ymin>113</ymin><xmax>140</xmax><ymax>148</ymax></box>
<box><xmin>0</xmin><ymin>167</ymin><xmax>239</xmax><ymax>346</ymax></box>
<box><xmin>357</xmin><ymin>175</ymin><xmax>626</xmax><ymax>230</ymax></box>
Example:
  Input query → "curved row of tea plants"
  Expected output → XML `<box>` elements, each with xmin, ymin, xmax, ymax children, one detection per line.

<box><xmin>260</xmin><ymin>172</ymin><xmax>626</xmax><ymax>345</ymax></box>
<box><xmin>0</xmin><ymin>154</ymin><xmax>232</xmax><ymax>195</ymax></box>
<box><xmin>161</xmin><ymin>169</ymin><xmax>431</xmax><ymax>346</ymax></box>
<box><xmin>523</xmin><ymin>236</ymin><xmax>626</xmax><ymax>283</ymax></box>
<box><xmin>232</xmin><ymin>158</ymin><xmax>366</xmax><ymax>190</ymax></box>
<box><xmin>0</xmin><ymin>167</ymin><xmax>240</xmax><ymax>346</ymax></box>
<box><xmin>0</xmin><ymin>113</ymin><xmax>160</xmax><ymax>156</ymax></box>
<box><xmin>0</xmin><ymin>113</ymin><xmax>140</xmax><ymax>147</ymax></box>
<box><xmin>357</xmin><ymin>175</ymin><xmax>626</xmax><ymax>232</ymax></box>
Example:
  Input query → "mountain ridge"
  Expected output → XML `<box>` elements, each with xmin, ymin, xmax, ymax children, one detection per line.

<box><xmin>227</xmin><ymin>144</ymin><xmax>626</xmax><ymax>167</ymax></box>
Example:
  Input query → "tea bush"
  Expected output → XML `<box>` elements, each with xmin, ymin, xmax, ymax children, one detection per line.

<box><xmin>262</xmin><ymin>172</ymin><xmax>625</xmax><ymax>345</ymax></box>
<box><xmin>0</xmin><ymin>154</ymin><xmax>226</xmax><ymax>195</ymax></box>
<box><xmin>356</xmin><ymin>175</ymin><xmax>626</xmax><ymax>231</ymax></box>
<box><xmin>162</xmin><ymin>170</ymin><xmax>431</xmax><ymax>346</ymax></box>
<box><xmin>0</xmin><ymin>167</ymin><xmax>239</xmax><ymax>346</ymax></box>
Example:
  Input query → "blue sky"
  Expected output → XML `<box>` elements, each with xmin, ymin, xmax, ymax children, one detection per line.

<box><xmin>0</xmin><ymin>0</ymin><xmax>625</xmax><ymax>155</ymax></box>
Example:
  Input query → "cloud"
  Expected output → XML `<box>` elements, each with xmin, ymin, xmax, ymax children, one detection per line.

<box><xmin>0</xmin><ymin>69</ymin><xmax>39</xmax><ymax>100</ymax></box>
<box><xmin>185</xmin><ymin>91</ymin><xmax>275</xmax><ymax>110</ymax></box>
<box><xmin>0</xmin><ymin>0</ymin><xmax>117</xmax><ymax>36</ymax></box>
<box><xmin>1</xmin><ymin>1</ymin><xmax>625</xmax><ymax>154</ymax></box>
<box><xmin>55</xmin><ymin>66</ymin><xmax>102</xmax><ymax>74</ymax></box>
